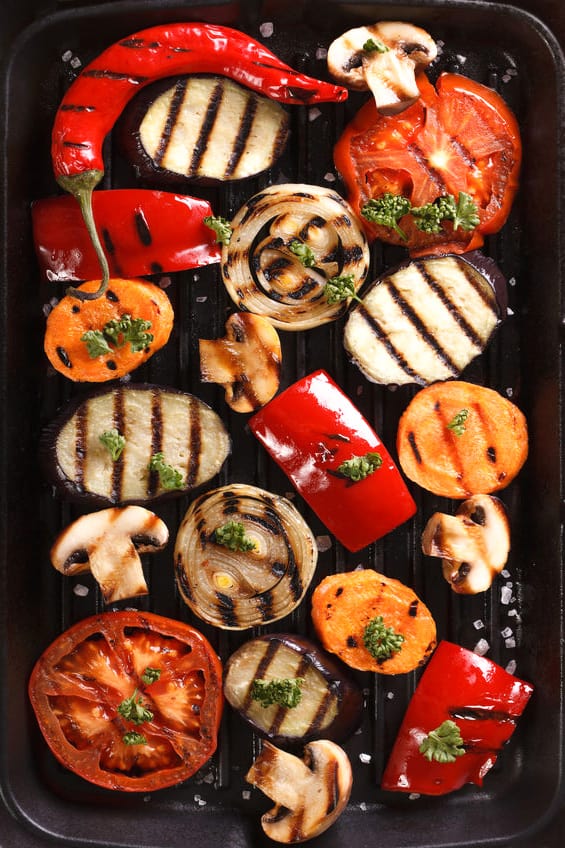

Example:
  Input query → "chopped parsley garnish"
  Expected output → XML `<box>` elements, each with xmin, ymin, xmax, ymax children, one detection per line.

<box><xmin>289</xmin><ymin>239</ymin><xmax>316</xmax><ymax>267</ymax></box>
<box><xmin>149</xmin><ymin>453</ymin><xmax>184</xmax><ymax>490</ymax></box>
<box><xmin>203</xmin><ymin>215</ymin><xmax>232</xmax><ymax>245</ymax></box>
<box><xmin>363</xmin><ymin>37</ymin><xmax>389</xmax><ymax>53</ymax></box>
<box><xmin>447</xmin><ymin>409</ymin><xmax>470</xmax><ymax>436</ymax></box>
<box><xmin>363</xmin><ymin>615</ymin><xmax>405</xmax><ymax>661</ymax></box>
<box><xmin>361</xmin><ymin>193</ymin><xmax>412</xmax><ymax>239</ymax></box>
<box><xmin>251</xmin><ymin>677</ymin><xmax>305</xmax><ymax>709</ymax></box>
<box><xmin>337</xmin><ymin>451</ymin><xmax>383</xmax><ymax>482</ymax></box>
<box><xmin>122</xmin><ymin>731</ymin><xmax>148</xmax><ymax>746</ymax></box>
<box><xmin>117</xmin><ymin>689</ymin><xmax>153</xmax><ymax>725</ymax></box>
<box><xmin>141</xmin><ymin>667</ymin><xmax>162</xmax><ymax>685</ymax></box>
<box><xmin>99</xmin><ymin>428</ymin><xmax>126</xmax><ymax>461</ymax></box>
<box><xmin>81</xmin><ymin>313</ymin><xmax>153</xmax><ymax>359</ymax></box>
<box><xmin>324</xmin><ymin>274</ymin><xmax>362</xmax><ymax>305</ymax></box>
<box><xmin>419</xmin><ymin>720</ymin><xmax>466</xmax><ymax>763</ymax></box>
<box><xmin>213</xmin><ymin>520</ymin><xmax>256</xmax><ymax>552</ymax></box>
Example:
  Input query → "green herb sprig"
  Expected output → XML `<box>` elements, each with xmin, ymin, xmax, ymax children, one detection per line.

<box><xmin>419</xmin><ymin>719</ymin><xmax>466</xmax><ymax>763</ymax></box>
<box><xmin>81</xmin><ymin>314</ymin><xmax>153</xmax><ymax>359</ymax></box>
<box><xmin>251</xmin><ymin>677</ymin><xmax>305</xmax><ymax>709</ymax></box>
<box><xmin>362</xmin><ymin>192</ymin><xmax>480</xmax><ymax>240</ymax></box>
<box><xmin>363</xmin><ymin>615</ymin><xmax>405</xmax><ymax>661</ymax></box>
<box><xmin>149</xmin><ymin>453</ymin><xmax>184</xmax><ymax>490</ymax></box>
<box><xmin>213</xmin><ymin>520</ymin><xmax>256</xmax><ymax>552</ymax></box>
<box><xmin>99</xmin><ymin>428</ymin><xmax>126</xmax><ymax>461</ymax></box>
<box><xmin>289</xmin><ymin>239</ymin><xmax>316</xmax><ymax>268</ymax></box>
<box><xmin>117</xmin><ymin>689</ymin><xmax>153</xmax><ymax>725</ymax></box>
<box><xmin>337</xmin><ymin>452</ymin><xmax>383</xmax><ymax>482</ymax></box>
<box><xmin>324</xmin><ymin>274</ymin><xmax>362</xmax><ymax>305</ymax></box>
<box><xmin>363</xmin><ymin>37</ymin><xmax>389</xmax><ymax>53</ymax></box>
<box><xmin>203</xmin><ymin>215</ymin><xmax>232</xmax><ymax>245</ymax></box>
<box><xmin>447</xmin><ymin>409</ymin><xmax>470</xmax><ymax>436</ymax></box>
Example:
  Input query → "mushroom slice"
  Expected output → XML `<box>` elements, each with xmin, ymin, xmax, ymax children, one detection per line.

<box><xmin>199</xmin><ymin>312</ymin><xmax>282</xmax><ymax>412</ymax></box>
<box><xmin>50</xmin><ymin>506</ymin><xmax>169</xmax><ymax>603</ymax></box>
<box><xmin>246</xmin><ymin>740</ymin><xmax>352</xmax><ymax>843</ymax></box>
<box><xmin>421</xmin><ymin>494</ymin><xmax>510</xmax><ymax>594</ymax></box>
<box><xmin>327</xmin><ymin>21</ymin><xmax>437</xmax><ymax>114</ymax></box>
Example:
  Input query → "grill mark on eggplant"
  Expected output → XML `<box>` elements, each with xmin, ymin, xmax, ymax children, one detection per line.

<box><xmin>242</xmin><ymin>639</ymin><xmax>281</xmax><ymax>712</ymax></box>
<box><xmin>111</xmin><ymin>388</ymin><xmax>126</xmax><ymax>503</ymax></box>
<box><xmin>154</xmin><ymin>78</ymin><xmax>187</xmax><ymax>167</ymax></box>
<box><xmin>269</xmin><ymin>654</ymin><xmax>311</xmax><ymax>736</ymax></box>
<box><xmin>357</xmin><ymin>304</ymin><xmax>425</xmax><ymax>383</ymax></box>
<box><xmin>75</xmin><ymin>402</ymin><xmax>88</xmax><ymax>489</ymax></box>
<box><xmin>387</xmin><ymin>278</ymin><xmax>461</xmax><ymax>375</ymax></box>
<box><xmin>224</xmin><ymin>92</ymin><xmax>259</xmax><ymax>178</ymax></box>
<box><xmin>188</xmin><ymin>79</ymin><xmax>225</xmax><ymax>177</ymax></box>
<box><xmin>148</xmin><ymin>389</ymin><xmax>164</xmax><ymax>496</ymax></box>
<box><xmin>186</xmin><ymin>394</ymin><xmax>202</xmax><ymax>487</ymax></box>
<box><xmin>418</xmin><ymin>261</ymin><xmax>495</xmax><ymax>348</ymax></box>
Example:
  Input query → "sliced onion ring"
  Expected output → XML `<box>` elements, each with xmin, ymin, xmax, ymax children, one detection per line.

<box><xmin>174</xmin><ymin>484</ymin><xmax>318</xmax><ymax>629</ymax></box>
<box><xmin>221</xmin><ymin>183</ymin><xmax>370</xmax><ymax>331</ymax></box>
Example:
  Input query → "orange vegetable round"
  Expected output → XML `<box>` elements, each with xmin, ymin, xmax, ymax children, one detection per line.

<box><xmin>396</xmin><ymin>380</ymin><xmax>528</xmax><ymax>498</ymax></box>
<box><xmin>311</xmin><ymin>569</ymin><xmax>436</xmax><ymax>674</ymax></box>
<box><xmin>44</xmin><ymin>277</ymin><xmax>174</xmax><ymax>381</ymax></box>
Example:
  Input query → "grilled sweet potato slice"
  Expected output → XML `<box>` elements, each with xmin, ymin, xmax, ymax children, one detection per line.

<box><xmin>397</xmin><ymin>381</ymin><xmax>528</xmax><ymax>498</ymax></box>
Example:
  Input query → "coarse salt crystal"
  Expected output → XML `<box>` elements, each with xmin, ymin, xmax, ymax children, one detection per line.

<box><xmin>505</xmin><ymin>636</ymin><xmax>516</xmax><ymax>649</ymax></box>
<box><xmin>409</xmin><ymin>793</ymin><xmax>421</xmax><ymax>800</ymax></box>
<box><xmin>259</xmin><ymin>22</ymin><xmax>274</xmax><ymax>38</ymax></box>
<box><xmin>473</xmin><ymin>638</ymin><xmax>490</xmax><ymax>656</ymax></box>
<box><xmin>62</xmin><ymin>50</ymin><xmax>73</xmax><ymax>62</ymax></box>
<box><xmin>508</xmin><ymin>276</ymin><xmax>517</xmax><ymax>286</ymax></box>
<box><xmin>501</xmin><ymin>569</ymin><xmax>511</xmax><ymax>578</ymax></box>
<box><xmin>501</xmin><ymin>626</ymin><xmax>513</xmax><ymax>638</ymax></box>
<box><xmin>308</xmin><ymin>107</ymin><xmax>322</xmax><ymax>122</ymax></box>
<box><xmin>242</xmin><ymin>790</ymin><xmax>251</xmax><ymax>800</ymax></box>
<box><xmin>359</xmin><ymin>753</ymin><xmax>372</xmax><ymax>764</ymax></box>
<box><xmin>386</xmin><ymin>691</ymin><xmax>395</xmax><ymax>700</ymax></box>
<box><xmin>456</xmin><ymin>54</ymin><xmax>467</xmax><ymax>64</ymax></box>
<box><xmin>500</xmin><ymin>585</ymin><xmax>513</xmax><ymax>605</ymax></box>
<box><xmin>73</xmin><ymin>584</ymin><xmax>89</xmax><ymax>597</ymax></box>
<box><xmin>316</xmin><ymin>47</ymin><xmax>328</xmax><ymax>60</ymax></box>
<box><xmin>196</xmin><ymin>296</ymin><xmax>208</xmax><ymax>303</ymax></box>
<box><xmin>316</xmin><ymin>535</ymin><xmax>332</xmax><ymax>553</ymax></box>
<box><xmin>473</xmin><ymin>619</ymin><xmax>485</xmax><ymax>630</ymax></box>
<box><xmin>359</xmin><ymin>801</ymin><xmax>368</xmax><ymax>811</ymax></box>
<box><xmin>505</xmin><ymin>659</ymin><xmax>517</xmax><ymax>674</ymax></box>
<box><xmin>506</xmin><ymin>387</ymin><xmax>514</xmax><ymax>397</ymax></box>
<box><xmin>324</xmin><ymin>172</ymin><xmax>336</xmax><ymax>182</ymax></box>
<box><xmin>502</xmin><ymin>74</ymin><xmax>511</xmax><ymax>84</ymax></box>
<box><xmin>70</xmin><ymin>56</ymin><xmax>82</xmax><ymax>69</ymax></box>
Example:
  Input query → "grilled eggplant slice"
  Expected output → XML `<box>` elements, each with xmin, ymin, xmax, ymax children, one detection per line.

<box><xmin>41</xmin><ymin>384</ymin><xmax>230</xmax><ymax>506</ymax></box>
<box><xmin>224</xmin><ymin>633</ymin><xmax>363</xmax><ymax>748</ymax></box>
<box><xmin>120</xmin><ymin>75</ymin><xmax>290</xmax><ymax>184</ymax></box>
<box><xmin>174</xmin><ymin>484</ymin><xmax>318</xmax><ymax>629</ymax></box>
<box><xmin>343</xmin><ymin>253</ymin><xmax>505</xmax><ymax>386</ymax></box>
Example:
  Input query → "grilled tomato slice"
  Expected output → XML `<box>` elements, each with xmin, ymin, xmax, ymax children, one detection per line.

<box><xmin>28</xmin><ymin>611</ymin><xmax>223</xmax><ymax>791</ymax></box>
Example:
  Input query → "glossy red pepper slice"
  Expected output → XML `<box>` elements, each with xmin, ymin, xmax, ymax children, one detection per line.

<box><xmin>32</xmin><ymin>190</ymin><xmax>220</xmax><ymax>282</ymax></box>
<box><xmin>381</xmin><ymin>640</ymin><xmax>534</xmax><ymax>795</ymax></box>
<box><xmin>249</xmin><ymin>370</ymin><xmax>416</xmax><ymax>552</ymax></box>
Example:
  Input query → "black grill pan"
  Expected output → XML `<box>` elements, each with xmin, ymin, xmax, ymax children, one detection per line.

<box><xmin>1</xmin><ymin>1</ymin><xmax>564</xmax><ymax>846</ymax></box>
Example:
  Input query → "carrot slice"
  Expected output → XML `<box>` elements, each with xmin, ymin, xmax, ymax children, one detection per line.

<box><xmin>396</xmin><ymin>381</ymin><xmax>528</xmax><ymax>498</ymax></box>
<box><xmin>44</xmin><ymin>278</ymin><xmax>174</xmax><ymax>381</ymax></box>
<box><xmin>311</xmin><ymin>570</ymin><xmax>436</xmax><ymax>674</ymax></box>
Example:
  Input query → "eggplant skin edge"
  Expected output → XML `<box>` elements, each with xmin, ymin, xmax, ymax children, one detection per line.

<box><xmin>39</xmin><ymin>383</ymin><xmax>231</xmax><ymax>508</ymax></box>
<box><xmin>223</xmin><ymin>632</ymin><xmax>364</xmax><ymax>749</ymax></box>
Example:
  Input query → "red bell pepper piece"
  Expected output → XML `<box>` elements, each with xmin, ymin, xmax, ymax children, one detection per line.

<box><xmin>32</xmin><ymin>190</ymin><xmax>220</xmax><ymax>282</ymax></box>
<box><xmin>249</xmin><ymin>369</ymin><xmax>416</xmax><ymax>552</ymax></box>
<box><xmin>381</xmin><ymin>640</ymin><xmax>534</xmax><ymax>796</ymax></box>
<box><xmin>50</xmin><ymin>22</ymin><xmax>347</xmax><ymax>300</ymax></box>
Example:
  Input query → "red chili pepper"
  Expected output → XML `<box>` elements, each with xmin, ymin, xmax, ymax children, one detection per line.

<box><xmin>249</xmin><ymin>369</ymin><xmax>416</xmax><ymax>552</ymax></box>
<box><xmin>32</xmin><ymin>189</ymin><xmax>220</xmax><ymax>282</ymax></box>
<box><xmin>380</xmin><ymin>640</ymin><xmax>534</xmax><ymax>796</ymax></box>
<box><xmin>51</xmin><ymin>23</ymin><xmax>347</xmax><ymax>300</ymax></box>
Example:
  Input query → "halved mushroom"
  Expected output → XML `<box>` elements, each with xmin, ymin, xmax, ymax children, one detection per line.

<box><xmin>50</xmin><ymin>506</ymin><xmax>169</xmax><ymax>603</ymax></box>
<box><xmin>421</xmin><ymin>494</ymin><xmax>510</xmax><ymax>594</ymax></box>
<box><xmin>246</xmin><ymin>739</ymin><xmax>352</xmax><ymax>843</ymax></box>
<box><xmin>327</xmin><ymin>21</ymin><xmax>437</xmax><ymax>114</ymax></box>
<box><xmin>199</xmin><ymin>312</ymin><xmax>282</xmax><ymax>412</ymax></box>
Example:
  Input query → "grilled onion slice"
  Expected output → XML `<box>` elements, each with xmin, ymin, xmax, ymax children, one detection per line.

<box><xmin>174</xmin><ymin>484</ymin><xmax>318</xmax><ymax>629</ymax></box>
<box><xmin>221</xmin><ymin>184</ymin><xmax>370</xmax><ymax>331</ymax></box>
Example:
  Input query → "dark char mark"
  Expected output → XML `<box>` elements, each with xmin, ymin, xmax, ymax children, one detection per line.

<box><xmin>188</xmin><ymin>79</ymin><xmax>225</xmax><ymax>176</ymax></box>
<box><xmin>408</xmin><ymin>431</ymin><xmax>422</xmax><ymax>464</ymax></box>
<box><xmin>358</xmin><ymin>304</ymin><xmax>425</xmax><ymax>383</ymax></box>
<box><xmin>154</xmin><ymin>78</ymin><xmax>187</xmax><ymax>167</ymax></box>
<box><xmin>224</xmin><ymin>93</ymin><xmax>259</xmax><ymax>178</ymax></box>
<box><xmin>135</xmin><ymin>211</ymin><xmax>152</xmax><ymax>246</ymax></box>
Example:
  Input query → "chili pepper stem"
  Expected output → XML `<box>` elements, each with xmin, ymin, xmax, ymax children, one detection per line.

<box><xmin>57</xmin><ymin>170</ymin><xmax>109</xmax><ymax>300</ymax></box>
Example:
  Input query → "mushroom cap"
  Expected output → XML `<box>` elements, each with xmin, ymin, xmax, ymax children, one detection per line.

<box><xmin>246</xmin><ymin>739</ymin><xmax>352</xmax><ymax>843</ymax></box>
<box><xmin>327</xmin><ymin>21</ymin><xmax>437</xmax><ymax>114</ymax></box>
<box><xmin>422</xmin><ymin>494</ymin><xmax>510</xmax><ymax>594</ymax></box>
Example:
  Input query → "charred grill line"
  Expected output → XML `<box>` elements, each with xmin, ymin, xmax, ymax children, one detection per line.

<box><xmin>242</xmin><ymin>639</ymin><xmax>281</xmax><ymax>712</ymax></box>
<box><xmin>188</xmin><ymin>79</ymin><xmax>225</xmax><ymax>176</ymax></box>
<box><xmin>417</xmin><ymin>262</ymin><xmax>493</xmax><ymax>348</ymax></box>
<box><xmin>357</xmin><ymin>304</ymin><xmax>425</xmax><ymax>383</ymax></box>
<box><xmin>224</xmin><ymin>93</ymin><xmax>259</xmax><ymax>178</ymax></box>
<box><xmin>154</xmin><ymin>78</ymin><xmax>187</xmax><ymax>167</ymax></box>
<box><xmin>111</xmin><ymin>388</ymin><xmax>126</xmax><ymax>503</ymax></box>
<box><xmin>186</xmin><ymin>395</ymin><xmax>202</xmax><ymax>487</ymax></box>
<box><xmin>82</xmin><ymin>69</ymin><xmax>148</xmax><ymax>83</ymax></box>
<box><xmin>148</xmin><ymin>389</ymin><xmax>163</xmax><ymax>496</ymax></box>
<box><xmin>269</xmin><ymin>655</ymin><xmax>311</xmax><ymax>736</ymax></box>
<box><xmin>75</xmin><ymin>403</ymin><xmax>88</xmax><ymax>489</ymax></box>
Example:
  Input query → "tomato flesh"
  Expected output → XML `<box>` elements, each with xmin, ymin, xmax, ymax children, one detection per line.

<box><xmin>29</xmin><ymin>611</ymin><xmax>223</xmax><ymax>791</ymax></box>
<box><xmin>334</xmin><ymin>72</ymin><xmax>521</xmax><ymax>254</ymax></box>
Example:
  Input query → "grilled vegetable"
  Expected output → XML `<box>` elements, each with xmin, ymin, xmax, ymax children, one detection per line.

<box><xmin>32</xmin><ymin>190</ymin><xmax>220</xmax><ymax>282</ymax></box>
<box><xmin>334</xmin><ymin>72</ymin><xmax>521</xmax><ymax>255</ymax></box>
<box><xmin>396</xmin><ymin>381</ymin><xmax>528</xmax><ymax>498</ymax></box>
<box><xmin>422</xmin><ymin>494</ymin><xmax>511</xmax><ymax>593</ymax></box>
<box><xmin>44</xmin><ymin>278</ymin><xmax>174</xmax><ymax>382</ymax></box>
<box><xmin>221</xmin><ymin>184</ymin><xmax>370</xmax><ymax>330</ymax></box>
<box><xmin>250</xmin><ymin>370</ymin><xmax>416</xmax><ymax>551</ymax></box>
<box><xmin>327</xmin><ymin>21</ymin><xmax>437</xmax><ymax>114</ymax></box>
<box><xmin>50</xmin><ymin>506</ymin><xmax>169</xmax><ymax>603</ymax></box>
<box><xmin>381</xmin><ymin>641</ymin><xmax>534</xmax><ymax>795</ymax></box>
<box><xmin>41</xmin><ymin>384</ymin><xmax>230</xmax><ymax>505</ymax></box>
<box><xmin>343</xmin><ymin>253</ymin><xmax>505</xmax><ymax>386</ymax></box>
<box><xmin>224</xmin><ymin>633</ymin><xmax>363</xmax><ymax>747</ymax></box>
<box><xmin>28</xmin><ymin>611</ymin><xmax>224</xmax><ymax>791</ymax></box>
<box><xmin>120</xmin><ymin>76</ymin><xmax>290</xmax><ymax>184</ymax></box>
<box><xmin>199</xmin><ymin>312</ymin><xmax>282</xmax><ymax>412</ymax></box>
<box><xmin>246</xmin><ymin>740</ymin><xmax>352</xmax><ymax>843</ymax></box>
<box><xmin>311</xmin><ymin>569</ymin><xmax>436</xmax><ymax>674</ymax></box>
<box><xmin>174</xmin><ymin>484</ymin><xmax>318</xmax><ymax>629</ymax></box>
<box><xmin>51</xmin><ymin>22</ymin><xmax>347</xmax><ymax>301</ymax></box>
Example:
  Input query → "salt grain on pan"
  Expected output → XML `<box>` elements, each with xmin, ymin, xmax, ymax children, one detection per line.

<box><xmin>473</xmin><ymin>638</ymin><xmax>490</xmax><ymax>656</ymax></box>
<box><xmin>259</xmin><ymin>22</ymin><xmax>274</xmax><ymax>38</ymax></box>
<box><xmin>502</xmin><ymin>74</ymin><xmax>512</xmax><ymax>84</ymax></box>
<box><xmin>500</xmin><ymin>585</ymin><xmax>513</xmax><ymax>605</ymax></box>
<box><xmin>505</xmin><ymin>637</ymin><xmax>516</xmax><ymax>649</ymax></box>
<box><xmin>242</xmin><ymin>790</ymin><xmax>251</xmax><ymax>800</ymax></box>
<box><xmin>501</xmin><ymin>626</ymin><xmax>513</xmax><ymax>638</ymax></box>
<box><xmin>196</xmin><ymin>296</ymin><xmax>208</xmax><ymax>303</ymax></box>
<box><xmin>359</xmin><ymin>801</ymin><xmax>368</xmax><ymax>812</ymax></box>
<box><xmin>409</xmin><ymin>793</ymin><xmax>421</xmax><ymax>801</ymax></box>
<box><xmin>502</xmin><ymin>569</ymin><xmax>511</xmax><ymax>578</ymax></box>
<box><xmin>324</xmin><ymin>172</ymin><xmax>336</xmax><ymax>182</ymax></box>
<box><xmin>359</xmin><ymin>753</ymin><xmax>372</xmax><ymax>764</ymax></box>
<box><xmin>386</xmin><ymin>691</ymin><xmax>395</xmax><ymax>700</ymax></box>
<box><xmin>308</xmin><ymin>107</ymin><xmax>322</xmax><ymax>122</ymax></box>
<box><xmin>473</xmin><ymin>619</ymin><xmax>485</xmax><ymax>630</ymax></box>
<box><xmin>316</xmin><ymin>535</ymin><xmax>332</xmax><ymax>553</ymax></box>
<box><xmin>506</xmin><ymin>387</ymin><xmax>514</xmax><ymax>397</ymax></box>
<box><xmin>70</xmin><ymin>56</ymin><xmax>82</xmax><ymax>69</ymax></box>
<box><xmin>506</xmin><ymin>659</ymin><xmax>517</xmax><ymax>674</ymax></box>
<box><xmin>73</xmin><ymin>584</ymin><xmax>89</xmax><ymax>597</ymax></box>
<box><xmin>62</xmin><ymin>49</ymin><xmax>73</xmax><ymax>62</ymax></box>
<box><xmin>508</xmin><ymin>276</ymin><xmax>517</xmax><ymax>286</ymax></box>
<box><xmin>316</xmin><ymin>47</ymin><xmax>328</xmax><ymax>60</ymax></box>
